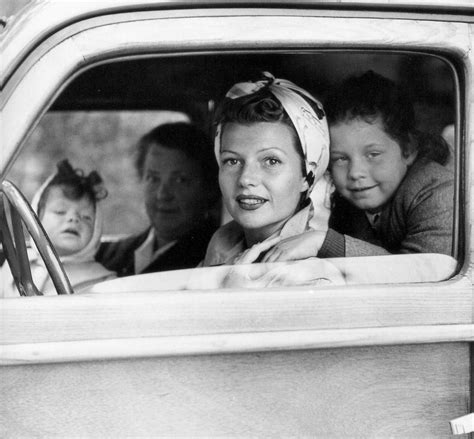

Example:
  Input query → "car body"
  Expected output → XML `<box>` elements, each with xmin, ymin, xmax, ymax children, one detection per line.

<box><xmin>0</xmin><ymin>0</ymin><xmax>473</xmax><ymax>436</ymax></box>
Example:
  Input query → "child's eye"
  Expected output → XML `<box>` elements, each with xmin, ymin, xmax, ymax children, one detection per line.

<box><xmin>82</xmin><ymin>215</ymin><xmax>93</xmax><ymax>222</ymax></box>
<box><xmin>330</xmin><ymin>156</ymin><xmax>348</xmax><ymax>166</ymax></box>
<box><xmin>367</xmin><ymin>151</ymin><xmax>382</xmax><ymax>160</ymax></box>
<box><xmin>53</xmin><ymin>210</ymin><xmax>66</xmax><ymax>215</ymax></box>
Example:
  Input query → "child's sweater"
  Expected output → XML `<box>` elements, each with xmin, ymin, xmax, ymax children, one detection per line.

<box><xmin>318</xmin><ymin>158</ymin><xmax>454</xmax><ymax>257</ymax></box>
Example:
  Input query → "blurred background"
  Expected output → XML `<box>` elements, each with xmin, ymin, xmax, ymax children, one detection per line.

<box><xmin>0</xmin><ymin>0</ymin><xmax>30</xmax><ymax>17</ymax></box>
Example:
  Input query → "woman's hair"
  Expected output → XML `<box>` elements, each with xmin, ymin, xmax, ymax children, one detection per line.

<box><xmin>325</xmin><ymin>70</ymin><xmax>450</xmax><ymax>165</ymax></box>
<box><xmin>213</xmin><ymin>87</ymin><xmax>306</xmax><ymax>170</ymax></box>
<box><xmin>134</xmin><ymin>122</ymin><xmax>218</xmax><ymax>200</ymax></box>
<box><xmin>37</xmin><ymin>159</ymin><xmax>107</xmax><ymax>217</ymax></box>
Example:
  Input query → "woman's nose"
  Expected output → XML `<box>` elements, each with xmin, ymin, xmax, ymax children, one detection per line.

<box><xmin>155</xmin><ymin>180</ymin><xmax>173</xmax><ymax>200</ymax></box>
<box><xmin>238</xmin><ymin>162</ymin><xmax>259</xmax><ymax>187</ymax></box>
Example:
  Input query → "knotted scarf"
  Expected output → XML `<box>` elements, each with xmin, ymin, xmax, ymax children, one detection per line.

<box><xmin>214</xmin><ymin>71</ymin><xmax>332</xmax><ymax>229</ymax></box>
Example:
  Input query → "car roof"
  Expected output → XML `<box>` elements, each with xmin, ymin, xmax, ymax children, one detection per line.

<box><xmin>1</xmin><ymin>0</ymin><xmax>473</xmax><ymax>88</ymax></box>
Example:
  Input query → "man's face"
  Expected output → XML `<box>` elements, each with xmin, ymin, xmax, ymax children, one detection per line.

<box><xmin>142</xmin><ymin>144</ymin><xmax>209</xmax><ymax>243</ymax></box>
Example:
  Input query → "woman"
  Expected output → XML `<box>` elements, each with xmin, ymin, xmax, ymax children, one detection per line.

<box><xmin>97</xmin><ymin>122</ymin><xmax>220</xmax><ymax>276</ymax></box>
<box><xmin>203</xmin><ymin>72</ymin><xmax>331</xmax><ymax>266</ymax></box>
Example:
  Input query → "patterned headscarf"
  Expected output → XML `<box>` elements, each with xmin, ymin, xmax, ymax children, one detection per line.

<box><xmin>214</xmin><ymin>71</ymin><xmax>330</xmax><ymax>196</ymax></box>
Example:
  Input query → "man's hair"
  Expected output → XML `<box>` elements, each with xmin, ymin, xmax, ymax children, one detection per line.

<box><xmin>37</xmin><ymin>159</ymin><xmax>107</xmax><ymax>217</ymax></box>
<box><xmin>325</xmin><ymin>70</ymin><xmax>450</xmax><ymax>165</ymax></box>
<box><xmin>134</xmin><ymin>122</ymin><xmax>218</xmax><ymax>196</ymax></box>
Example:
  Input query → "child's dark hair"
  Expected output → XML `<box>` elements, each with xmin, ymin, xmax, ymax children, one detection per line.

<box><xmin>37</xmin><ymin>160</ymin><xmax>107</xmax><ymax>217</ymax></box>
<box><xmin>325</xmin><ymin>70</ymin><xmax>450</xmax><ymax>165</ymax></box>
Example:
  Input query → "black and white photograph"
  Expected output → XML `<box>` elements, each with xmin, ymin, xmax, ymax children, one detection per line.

<box><xmin>0</xmin><ymin>0</ymin><xmax>472</xmax><ymax>437</ymax></box>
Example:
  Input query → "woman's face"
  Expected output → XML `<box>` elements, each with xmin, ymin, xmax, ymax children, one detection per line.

<box><xmin>219</xmin><ymin>122</ymin><xmax>307</xmax><ymax>245</ymax></box>
<box><xmin>143</xmin><ymin>144</ymin><xmax>209</xmax><ymax>243</ymax></box>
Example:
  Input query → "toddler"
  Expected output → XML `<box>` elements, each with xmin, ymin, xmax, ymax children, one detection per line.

<box><xmin>2</xmin><ymin>160</ymin><xmax>115</xmax><ymax>296</ymax></box>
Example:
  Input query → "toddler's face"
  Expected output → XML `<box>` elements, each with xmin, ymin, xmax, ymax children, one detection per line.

<box><xmin>40</xmin><ymin>187</ymin><xmax>95</xmax><ymax>256</ymax></box>
<box><xmin>329</xmin><ymin>117</ymin><xmax>416</xmax><ymax>213</ymax></box>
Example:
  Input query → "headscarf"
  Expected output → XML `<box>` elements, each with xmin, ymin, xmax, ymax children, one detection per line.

<box><xmin>214</xmin><ymin>71</ymin><xmax>332</xmax><ymax>229</ymax></box>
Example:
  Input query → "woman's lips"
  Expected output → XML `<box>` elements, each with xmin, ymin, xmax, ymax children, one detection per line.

<box><xmin>236</xmin><ymin>195</ymin><xmax>267</xmax><ymax>211</ymax></box>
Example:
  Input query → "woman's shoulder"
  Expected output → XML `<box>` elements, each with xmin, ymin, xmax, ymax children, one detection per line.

<box><xmin>202</xmin><ymin>221</ymin><xmax>245</xmax><ymax>266</ymax></box>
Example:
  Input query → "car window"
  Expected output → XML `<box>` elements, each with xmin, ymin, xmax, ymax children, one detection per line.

<box><xmin>8</xmin><ymin>110</ymin><xmax>189</xmax><ymax>237</ymax></box>
<box><xmin>2</xmin><ymin>51</ymin><xmax>460</xmax><ymax>295</ymax></box>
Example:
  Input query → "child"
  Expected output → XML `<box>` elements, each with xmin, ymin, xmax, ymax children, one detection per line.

<box><xmin>262</xmin><ymin>70</ymin><xmax>454</xmax><ymax>260</ymax></box>
<box><xmin>2</xmin><ymin>160</ymin><xmax>116</xmax><ymax>296</ymax></box>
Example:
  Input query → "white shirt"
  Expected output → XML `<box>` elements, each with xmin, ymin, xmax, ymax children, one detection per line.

<box><xmin>365</xmin><ymin>212</ymin><xmax>381</xmax><ymax>229</ymax></box>
<box><xmin>134</xmin><ymin>228</ymin><xmax>177</xmax><ymax>274</ymax></box>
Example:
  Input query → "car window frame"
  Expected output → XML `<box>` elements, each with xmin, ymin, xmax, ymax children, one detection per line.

<box><xmin>0</xmin><ymin>7</ymin><xmax>472</xmax><ymax>365</ymax></box>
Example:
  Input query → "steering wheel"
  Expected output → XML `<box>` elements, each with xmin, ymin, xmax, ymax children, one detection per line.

<box><xmin>1</xmin><ymin>180</ymin><xmax>73</xmax><ymax>296</ymax></box>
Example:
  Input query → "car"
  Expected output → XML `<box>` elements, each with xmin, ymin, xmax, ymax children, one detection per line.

<box><xmin>1</xmin><ymin>0</ymin><xmax>473</xmax><ymax>436</ymax></box>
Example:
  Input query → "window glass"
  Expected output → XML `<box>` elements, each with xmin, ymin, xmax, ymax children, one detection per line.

<box><xmin>8</xmin><ymin>111</ymin><xmax>189</xmax><ymax>236</ymax></box>
<box><xmin>3</xmin><ymin>52</ymin><xmax>459</xmax><ymax>295</ymax></box>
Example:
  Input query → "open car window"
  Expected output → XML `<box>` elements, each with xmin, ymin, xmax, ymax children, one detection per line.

<box><xmin>2</xmin><ymin>50</ymin><xmax>460</xmax><ymax>295</ymax></box>
<box><xmin>0</xmin><ymin>3</ymin><xmax>471</xmax><ymax>360</ymax></box>
<box><xmin>0</xmin><ymin>5</ymin><xmax>472</xmax><ymax>438</ymax></box>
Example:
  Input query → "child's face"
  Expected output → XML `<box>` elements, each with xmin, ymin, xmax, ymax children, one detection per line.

<box><xmin>329</xmin><ymin>117</ymin><xmax>416</xmax><ymax>213</ymax></box>
<box><xmin>40</xmin><ymin>186</ymin><xmax>95</xmax><ymax>256</ymax></box>
<box><xmin>219</xmin><ymin>122</ymin><xmax>308</xmax><ymax>244</ymax></box>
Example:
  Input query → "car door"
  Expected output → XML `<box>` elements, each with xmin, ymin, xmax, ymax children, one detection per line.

<box><xmin>1</xmin><ymin>1</ymin><xmax>472</xmax><ymax>437</ymax></box>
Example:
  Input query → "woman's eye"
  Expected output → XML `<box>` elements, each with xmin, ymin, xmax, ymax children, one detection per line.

<box><xmin>145</xmin><ymin>174</ymin><xmax>159</xmax><ymax>184</ymax></box>
<box><xmin>53</xmin><ymin>210</ymin><xmax>66</xmax><ymax>215</ymax></box>
<box><xmin>173</xmin><ymin>175</ymin><xmax>190</xmax><ymax>184</ymax></box>
<box><xmin>222</xmin><ymin>158</ymin><xmax>239</xmax><ymax>167</ymax></box>
<box><xmin>265</xmin><ymin>157</ymin><xmax>281</xmax><ymax>166</ymax></box>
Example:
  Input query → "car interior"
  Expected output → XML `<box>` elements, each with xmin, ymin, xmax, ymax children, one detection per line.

<box><xmin>3</xmin><ymin>50</ymin><xmax>459</xmax><ymax>294</ymax></box>
<box><xmin>1</xmin><ymin>4</ymin><xmax>471</xmax><ymax>436</ymax></box>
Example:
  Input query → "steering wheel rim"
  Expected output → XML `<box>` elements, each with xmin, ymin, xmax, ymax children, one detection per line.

<box><xmin>1</xmin><ymin>180</ymin><xmax>73</xmax><ymax>295</ymax></box>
